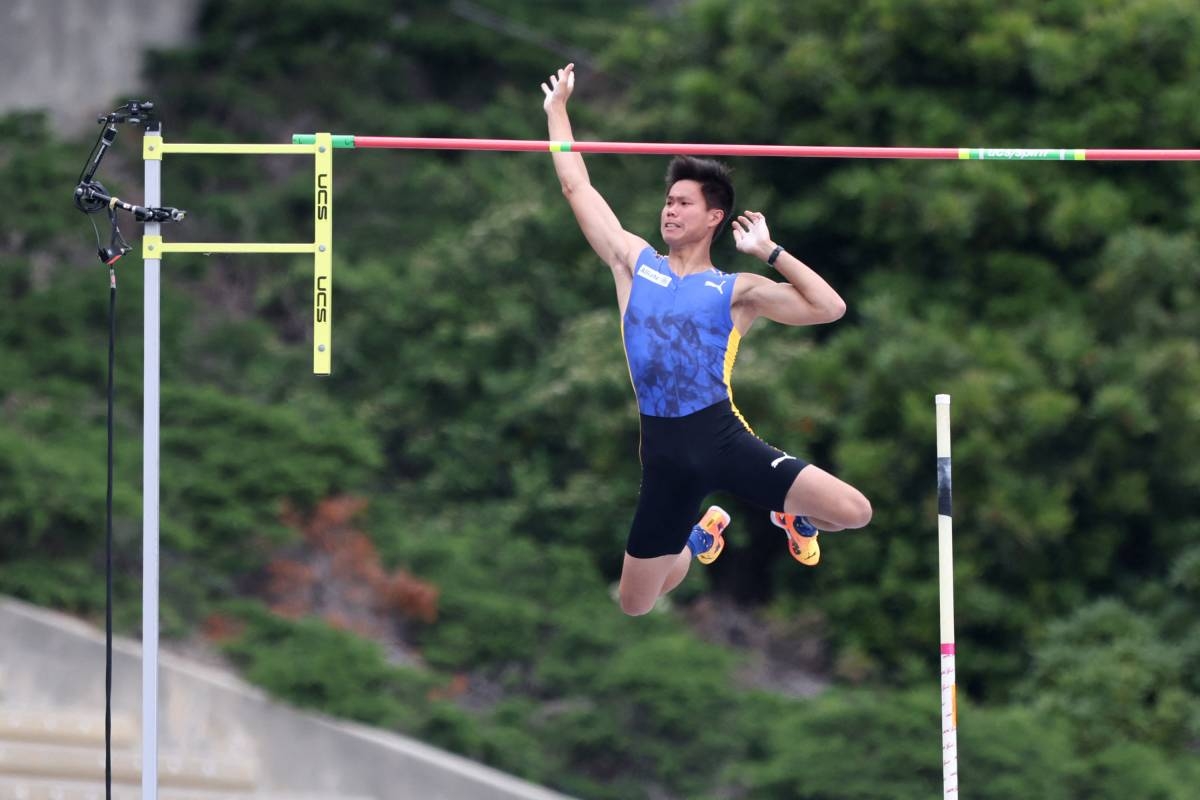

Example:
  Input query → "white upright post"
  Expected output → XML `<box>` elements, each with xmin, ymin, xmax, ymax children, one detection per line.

<box><xmin>142</xmin><ymin>123</ymin><xmax>162</xmax><ymax>800</ymax></box>
<box><xmin>935</xmin><ymin>394</ymin><xmax>958</xmax><ymax>797</ymax></box>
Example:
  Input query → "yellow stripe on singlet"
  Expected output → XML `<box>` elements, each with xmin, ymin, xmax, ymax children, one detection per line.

<box><xmin>620</xmin><ymin>316</ymin><xmax>645</xmax><ymax>466</ymax></box>
<box><xmin>723</xmin><ymin>328</ymin><xmax>753</xmax><ymax>432</ymax></box>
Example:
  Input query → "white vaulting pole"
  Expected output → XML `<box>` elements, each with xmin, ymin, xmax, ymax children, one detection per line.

<box><xmin>935</xmin><ymin>394</ymin><xmax>958</xmax><ymax>797</ymax></box>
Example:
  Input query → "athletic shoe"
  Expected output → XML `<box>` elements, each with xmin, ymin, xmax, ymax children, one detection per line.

<box><xmin>694</xmin><ymin>505</ymin><xmax>732</xmax><ymax>565</ymax></box>
<box><xmin>770</xmin><ymin>511</ymin><xmax>820</xmax><ymax>566</ymax></box>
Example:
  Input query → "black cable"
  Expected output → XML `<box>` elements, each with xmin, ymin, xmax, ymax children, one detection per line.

<box><xmin>105</xmin><ymin>265</ymin><xmax>116</xmax><ymax>800</ymax></box>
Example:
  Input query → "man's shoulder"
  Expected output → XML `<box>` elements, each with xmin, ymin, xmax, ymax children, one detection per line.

<box><xmin>630</xmin><ymin>241</ymin><xmax>659</xmax><ymax>262</ymax></box>
<box><xmin>729</xmin><ymin>270</ymin><xmax>772</xmax><ymax>300</ymax></box>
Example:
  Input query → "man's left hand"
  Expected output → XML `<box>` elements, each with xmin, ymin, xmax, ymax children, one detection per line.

<box><xmin>731</xmin><ymin>210</ymin><xmax>774</xmax><ymax>260</ymax></box>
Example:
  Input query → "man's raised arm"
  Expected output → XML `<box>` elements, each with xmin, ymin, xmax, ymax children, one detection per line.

<box><xmin>542</xmin><ymin>64</ymin><xmax>645</xmax><ymax>275</ymax></box>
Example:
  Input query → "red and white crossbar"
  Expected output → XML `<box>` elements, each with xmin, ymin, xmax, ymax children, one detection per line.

<box><xmin>292</xmin><ymin>135</ymin><xmax>1200</xmax><ymax>161</ymax></box>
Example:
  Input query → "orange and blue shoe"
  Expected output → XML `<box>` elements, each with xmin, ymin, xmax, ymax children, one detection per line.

<box><xmin>691</xmin><ymin>505</ymin><xmax>732</xmax><ymax>565</ymax></box>
<box><xmin>770</xmin><ymin>511</ymin><xmax>820</xmax><ymax>566</ymax></box>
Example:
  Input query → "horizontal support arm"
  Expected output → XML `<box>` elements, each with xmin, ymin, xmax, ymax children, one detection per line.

<box><xmin>142</xmin><ymin>237</ymin><xmax>318</xmax><ymax>258</ymax></box>
<box><xmin>158</xmin><ymin>143</ymin><xmax>319</xmax><ymax>155</ymax></box>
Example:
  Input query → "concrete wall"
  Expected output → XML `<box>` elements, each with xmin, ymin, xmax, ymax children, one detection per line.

<box><xmin>0</xmin><ymin>0</ymin><xmax>200</xmax><ymax>134</ymax></box>
<box><xmin>0</xmin><ymin>597</ymin><xmax>576</xmax><ymax>800</ymax></box>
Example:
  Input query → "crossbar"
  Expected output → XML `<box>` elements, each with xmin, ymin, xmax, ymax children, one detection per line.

<box><xmin>292</xmin><ymin>134</ymin><xmax>1200</xmax><ymax>161</ymax></box>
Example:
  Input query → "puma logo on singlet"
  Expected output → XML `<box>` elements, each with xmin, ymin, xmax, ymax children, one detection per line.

<box><xmin>771</xmin><ymin>454</ymin><xmax>797</xmax><ymax>468</ymax></box>
<box><xmin>704</xmin><ymin>280</ymin><xmax>727</xmax><ymax>295</ymax></box>
<box><xmin>636</xmin><ymin>264</ymin><xmax>672</xmax><ymax>287</ymax></box>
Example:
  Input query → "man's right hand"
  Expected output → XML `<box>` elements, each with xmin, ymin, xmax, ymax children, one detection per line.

<box><xmin>541</xmin><ymin>63</ymin><xmax>576</xmax><ymax>112</ymax></box>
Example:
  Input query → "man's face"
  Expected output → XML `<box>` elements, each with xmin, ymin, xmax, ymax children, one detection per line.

<box><xmin>661</xmin><ymin>180</ymin><xmax>721</xmax><ymax>246</ymax></box>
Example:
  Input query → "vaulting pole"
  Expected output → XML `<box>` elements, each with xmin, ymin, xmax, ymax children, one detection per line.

<box><xmin>935</xmin><ymin>395</ymin><xmax>958</xmax><ymax>798</ymax></box>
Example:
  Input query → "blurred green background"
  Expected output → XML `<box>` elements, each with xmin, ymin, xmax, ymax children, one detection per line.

<box><xmin>3</xmin><ymin>1</ymin><xmax>1200</xmax><ymax>797</ymax></box>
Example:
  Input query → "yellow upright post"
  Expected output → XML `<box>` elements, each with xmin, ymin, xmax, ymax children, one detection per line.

<box><xmin>313</xmin><ymin>133</ymin><xmax>333</xmax><ymax>375</ymax></box>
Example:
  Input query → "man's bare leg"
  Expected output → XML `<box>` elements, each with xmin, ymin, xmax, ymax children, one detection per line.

<box><xmin>783</xmin><ymin>465</ymin><xmax>872</xmax><ymax>529</ymax></box>
<box><xmin>618</xmin><ymin>552</ymin><xmax>682</xmax><ymax>616</ymax></box>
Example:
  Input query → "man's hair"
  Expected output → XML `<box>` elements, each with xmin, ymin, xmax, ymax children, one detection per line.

<box><xmin>665</xmin><ymin>156</ymin><xmax>735</xmax><ymax>240</ymax></box>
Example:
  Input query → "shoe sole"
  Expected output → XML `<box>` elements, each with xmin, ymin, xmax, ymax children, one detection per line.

<box><xmin>770</xmin><ymin>511</ymin><xmax>820</xmax><ymax>566</ymax></box>
<box><xmin>696</xmin><ymin>506</ymin><xmax>730</xmax><ymax>565</ymax></box>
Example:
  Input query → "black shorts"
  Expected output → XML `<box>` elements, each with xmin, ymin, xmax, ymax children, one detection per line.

<box><xmin>626</xmin><ymin>400</ymin><xmax>809</xmax><ymax>559</ymax></box>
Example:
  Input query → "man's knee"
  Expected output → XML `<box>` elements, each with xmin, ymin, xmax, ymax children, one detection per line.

<box><xmin>619</xmin><ymin>590</ymin><xmax>657</xmax><ymax>616</ymax></box>
<box><xmin>618</xmin><ymin>551</ymin><xmax>675</xmax><ymax>616</ymax></box>
<box><xmin>813</xmin><ymin>488</ymin><xmax>873</xmax><ymax>530</ymax></box>
<box><xmin>841</xmin><ymin>490</ymin><xmax>873</xmax><ymax>529</ymax></box>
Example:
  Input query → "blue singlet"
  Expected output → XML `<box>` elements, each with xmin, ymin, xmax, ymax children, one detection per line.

<box><xmin>621</xmin><ymin>246</ymin><xmax>742</xmax><ymax>418</ymax></box>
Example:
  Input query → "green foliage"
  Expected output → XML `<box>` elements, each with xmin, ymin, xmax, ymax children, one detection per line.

<box><xmin>957</xmin><ymin>703</ymin><xmax>1077</xmax><ymax>800</ymax></box>
<box><xmin>1023</xmin><ymin>598</ymin><xmax>1200</xmax><ymax>752</ymax></box>
<box><xmin>1069</xmin><ymin>742</ymin><xmax>1199</xmax><ymax>800</ymax></box>
<box><xmin>0</xmin><ymin>558</ymin><xmax>109</xmax><ymax>614</ymax></box>
<box><xmin>736</xmin><ymin>689</ymin><xmax>942</xmax><ymax>799</ymax></box>
<box><xmin>159</xmin><ymin>384</ymin><xmax>381</xmax><ymax>558</ymax></box>
<box><xmin>0</xmin><ymin>114</ymin><xmax>88</xmax><ymax>252</ymax></box>
<box><xmin>218</xmin><ymin>600</ymin><xmax>438</xmax><ymax>729</ymax></box>
<box><xmin>737</xmin><ymin>689</ymin><xmax>1080</xmax><ymax>800</ymax></box>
